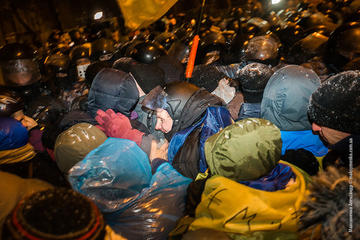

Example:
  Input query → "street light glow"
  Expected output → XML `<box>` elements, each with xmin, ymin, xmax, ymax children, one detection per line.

<box><xmin>94</xmin><ymin>11</ymin><xmax>103</xmax><ymax>20</ymax></box>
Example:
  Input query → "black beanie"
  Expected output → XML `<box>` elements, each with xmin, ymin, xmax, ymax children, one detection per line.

<box><xmin>190</xmin><ymin>65</ymin><xmax>226</xmax><ymax>92</ymax></box>
<box><xmin>308</xmin><ymin>70</ymin><xmax>360</xmax><ymax>134</ymax></box>
<box><xmin>3</xmin><ymin>188</ymin><xmax>105</xmax><ymax>240</ymax></box>
<box><xmin>129</xmin><ymin>63</ymin><xmax>165</xmax><ymax>93</ymax></box>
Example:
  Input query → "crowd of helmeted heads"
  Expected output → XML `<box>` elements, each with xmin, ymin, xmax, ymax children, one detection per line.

<box><xmin>0</xmin><ymin>0</ymin><xmax>360</xmax><ymax>134</ymax></box>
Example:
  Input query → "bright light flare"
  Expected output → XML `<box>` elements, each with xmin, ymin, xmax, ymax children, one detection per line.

<box><xmin>94</xmin><ymin>11</ymin><xmax>103</xmax><ymax>20</ymax></box>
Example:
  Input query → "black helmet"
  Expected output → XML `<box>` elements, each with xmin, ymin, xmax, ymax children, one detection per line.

<box><xmin>324</xmin><ymin>21</ymin><xmax>360</xmax><ymax>72</ymax></box>
<box><xmin>142</xmin><ymin>81</ymin><xmax>199</xmax><ymax>124</ymax></box>
<box><xmin>245</xmin><ymin>17</ymin><xmax>271</xmax><ymax>37</ymax></box>
<box><xmin>0</xmin><ymin>43</ymin><xmax>41</xmax><ymax>87</ymax></box>
<box><xmin>286</xmin><ymin>32</ymin><xmax>328</xmax><ymax>64</ymax></box>
<box><xmin>243</xmin><ymin>35</ymin><xmax>280</xmax><ymax>66</ymax></box>
<box><xmin>0</xmin><ymin>89</ymin><xmax>24</xmax><ymax>117</ymax></box>
<box><xmin>90</xmin><ymin>38</ymin><xmax>115</xmax><ymax>62</ymax></box>
<box><xmin>168</xmin><ymin>40</ymin><xmax>190</xmax><ymax>64</ymax></box>
<box><xmin>196</xmin><ymin>31</ymin><xmax>227</xmax><ymax>65</ymax></box>
<box><xmin>25</xmin><ymin>96</ymin><xmax>66</xmax><ymax>130</ymax></box>
<box><xmin>298</xmin><ymin>12</ymin><xmax>338</xmax><ymax>34</ymax></box>
<box><xmin>154</xmin><ymin>32</ymin><xmax>178</xmax><ymax>50</ymax></box>
<box><xmin>69</xmin><ymin>46</ymin><xmax>90</xmax><ymax>64</ymax></box>
<box><xmin>44</xmin><ymin>53</ymin><xmax>70</xmax><ymax>74</ymax></box>
<box><xmin>128</xmin><ymin>40</ymin><xmax>167</xmax><ymax>64</ymax></box>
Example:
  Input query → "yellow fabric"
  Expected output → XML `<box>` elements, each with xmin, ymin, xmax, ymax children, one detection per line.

<box><xmin>116</xmin><ymin>0</ymin><xmax>178</xmax><ymax>30</ymax></box>
<box><xmin>0</xmin><ymin>143</ymin><xmax>36</xmax><ymax>165</ymax></box>
<box><xmin>0</xmin><ymin>171</ymin><xmax>53</xmax><ymax>236</ymax></box>
<box><xmin>190</xmin><ymin>161</ymin><xmax>307</xmax><ymax>237</ymax></box>
<box><xmin>195</xmin><ymin>169</ymin><xmax>209</xmax><ymax>181</ymax></box>
<box><xmin>316</xmin><ymin>156</ymin><xmax>324</xmax><ymax>171</ymax></box>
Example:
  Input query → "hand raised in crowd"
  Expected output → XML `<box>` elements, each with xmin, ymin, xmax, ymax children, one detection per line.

<box><xmin>95</xmin><ymin>109</ymin><xmax>144</xmax><ymax>146</ymax></box>
<box><xmin>149</xmin><ymin>139</ymin><xmax>169</xmax><ymax>161</ymax></box>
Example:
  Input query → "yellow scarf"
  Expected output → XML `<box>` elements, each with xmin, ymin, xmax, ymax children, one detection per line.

<box><xmin>0</xmin><ymin>143</ymin><xmax>36</xmax><ymax>165</ymax></box>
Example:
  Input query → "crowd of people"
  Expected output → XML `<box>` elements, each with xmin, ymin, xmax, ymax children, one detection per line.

<box><xmin>0</xmin><ymin>0</ymin><xmax>359</xmax><ymax>239</ymax></box>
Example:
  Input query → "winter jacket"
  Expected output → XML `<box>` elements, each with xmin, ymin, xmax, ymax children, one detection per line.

<box><xmin>261</xmin><ymin>65</ymin><xmax>320</xmax><ymax>131</ymax></box>
<box><xmin>166</xmin><ymin>88</ymin><xmax>225</xmax><ymax>140</ymax></box>
<box><xmin>205</xmin><ymin>118</ymin><xmax>282</xmax><ymax>182</ymax></box>
<box><xmin>169</xmin><ymin>106</ymin><xmax>233</xmax><ymax>179</ymax></box>
<box><xmin>0</xmin><ymin>117</ymin><xmax>69</xmax><ymax>187</ymax></box>
<box><xmin>189</xmin><ymin>161</ymin><xmax>307</xmax><ymax>239</ymax></box>
<box><xmin>281</xmin><ymin>130</ymin><xmax>328</xmax><ymax>157</ymax></box>
<box><xmin>323</xmin><ymin>134</ymin><xmax>359</xmax><ymax>169</ymax></box>
<box><xmin>87</xmin><ymin>68</ymin><xmax>139</xmax><ymax>118</ymax></box>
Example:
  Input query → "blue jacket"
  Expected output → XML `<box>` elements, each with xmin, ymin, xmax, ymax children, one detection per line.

<box><xmin>238</xmin><ymin>102</ymin><xmax>261</xmax><ymax>120</ymax></box>
<box><xmin>281</xmin><ymin>130</ymin><xmax>328</xmax><ymax>157</ymax></box>
<box><xmin>0</xmin><ymin>117</ymin><xmax>28</xmax><ymax>151</ymax></box>
<box><xmin>168</xmin><ymin>106</ymin><xmax>233</xmax><ymax>173</ymax></box>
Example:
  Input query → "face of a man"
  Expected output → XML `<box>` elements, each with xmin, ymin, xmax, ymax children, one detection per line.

<box><xmin>155</xmin><ymin>108</ymin><xmax>173</xmax><ymax>133</ymax></box>
<box><xmin>312</xmin><ymin>122</ymin><xmax>351</xmax><ymax>145</ymax></box>
<box><xmin>12</xmin><ymin>110</ymin><xmax>38</xmax><ymax>130</ymax></box>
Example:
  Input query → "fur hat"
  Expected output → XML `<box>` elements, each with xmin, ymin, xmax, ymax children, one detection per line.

<box><xmin>300</xmin><ymin>167</ymin><xmax>360</xmax><ymax>240</ymax></box>
<box><xmin>308</xmin><ymin>70</ymin><xmax>360</xmax><ymax>134</ymax></box>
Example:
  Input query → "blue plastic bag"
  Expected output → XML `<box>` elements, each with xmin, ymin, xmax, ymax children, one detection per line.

<box><xmin>69</xmin><ymin>138</ymin><xmax>192</xmax><ymax>239</ymax></box>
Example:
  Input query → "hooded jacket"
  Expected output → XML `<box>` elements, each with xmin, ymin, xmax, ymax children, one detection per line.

<box><xmin>0</xmin><ymin>117</ymin><xmax>68</xmax><ymax>187</ymax></box>
<box><xmin>261</xmin><ymin>65</ymin><xmax>327</xmax><ymax>156</ymax></box>
<box><xmin>167</xmin><ymin>88</ymin><xmax>225</xmax><ymax>140</ymax></box>
<box><xmin>190</xmin><ymin>120</ymin><xmax>307</xmax><ymax>238</ymax></box>
<box><xmin>168</xmin><ymin>89</ymin><xmax>231</xmax><ymax>179</ymax></box>
<box><xmin>87</xmin><ymin>68</ymin><xmax>139</xmax><ymax>118</ymax></box>
<box><xmin>261</xmin><ymin>65</ymin><xmax>320</xmax><ymax>131</ymax></box>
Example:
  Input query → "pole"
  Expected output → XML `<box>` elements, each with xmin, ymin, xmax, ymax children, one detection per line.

<box><xmin>185</xmin><ymin>0</ymin><xmax>206</xmax><ymax>80</ymax></box>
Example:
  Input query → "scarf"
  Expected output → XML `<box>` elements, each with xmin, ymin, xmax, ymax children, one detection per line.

<box><xmin>0</xmin><ymin>143</ymin><xmax>36</xmax><ymax>165</ymax></box>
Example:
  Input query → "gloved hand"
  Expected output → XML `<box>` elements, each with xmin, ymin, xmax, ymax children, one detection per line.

<box><xmin>95</xmin><ymin>109</ymin><xmax>144</xmax><ymax>146</ymax></box>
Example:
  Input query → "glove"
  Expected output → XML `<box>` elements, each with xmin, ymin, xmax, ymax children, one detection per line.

<box><xmin>95</xmin><ymin>109</ymin><xmax>144</xmax><ymax>146</ymax></box>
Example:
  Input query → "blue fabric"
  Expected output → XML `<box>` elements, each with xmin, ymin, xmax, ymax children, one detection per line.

<box><xmin>0</xmin><ymin>117</ymin><xmax>28</xmax><ymax>151</ymax></box>
<box><xmin>168</xmin><ymin>106</ymin><xmax>233</xmax><ymax>173</ymax></box>
<box><xmin>239</xmin><ymin>163</ymin><xmax>295</xmax><ymax>191</ymax></box>
<box><xmin>69</xmin><ymin>137</ymin><xmax>191</xmax><ymax>239</ymax></box>
<box><xmin>281</xmin><ymin>130</ymin><xmax>328</xmax><ymax>157</ymax></box>
<box><xmin>238</xmin><ymin>102</ymin><xmax>261</xmax><ymax>120</ymax></box>
<box><xmin>68</xmin><ymin>138</ymin><xmax>152</xmax><ymax>211</ymax></box>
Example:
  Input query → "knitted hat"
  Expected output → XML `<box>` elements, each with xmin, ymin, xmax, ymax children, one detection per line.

<box><xmin>238</xmin><ymin>62</ymin><xmax>273</xmax><ymax>102</ymax></box>
<box><xmin>190</xmin><ymin>65</ymin><xmax>227</xmax><ymax>92</ymax></box>
<box><xmin>308</xmin><ymin>70</ymin><xmax>360</xmax><ymax>134</ymax></box>
<box><xmin>54</xmin><ymin>123</ymin><xmax>107</xmax><ymax>174</ymax></box>
<box><xmin>205</xmin><ymin>118</ymin><xmax>282</xmax><ymax>181</ymax></box>
<box><xmin>3</xmin><ymin>188</ymin><xmax>105</xmax><ymax>240</ymax></box>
